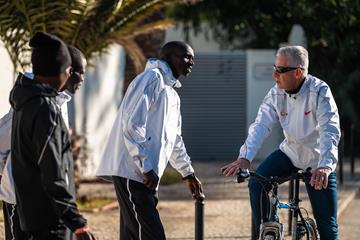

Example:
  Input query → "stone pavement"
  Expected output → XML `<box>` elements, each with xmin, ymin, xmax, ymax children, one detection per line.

<box><xmin>1</xmin><ymin>159</ymin><xmax>359</xmax><ymax>239</ymax></box>
<box><xmin>76</xmin><ymin>159</ymin><xmax>360</xmax><ymax>240</ymax></box>
<box><xmin>338</xmin><ymin>192</ymin><xmax>360</xmax><ymax>239</ymax></box>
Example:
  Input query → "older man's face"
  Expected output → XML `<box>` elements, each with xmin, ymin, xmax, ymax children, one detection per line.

<box><xmin>272</xmin><ymin>54</ymin><xmax>302</xmax><ymax>91</ymax></box>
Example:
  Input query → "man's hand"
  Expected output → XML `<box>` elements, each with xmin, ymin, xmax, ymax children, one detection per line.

<box><xmin>185</xmin><ymin>175</ymin><xmax>205</xmax><ymax>201</ymax></box>
<box><xmin>143</xmin><ymin>170</ymin><xmax>159</xmax><ymax>190</ymax></box>
<box><xmin>310</xmin><ymin>167</ymin><xmax>331</xmax><ymax>190</ymax></box>
<box><xmin>221</xmin><ymin>158</ymin><xmax>251</xmax><ymax>176</ymax></box>
<box><xmin>75</xmin><ymin>226</ymin><xmax>96</xmax><ymax>240</ymax></box>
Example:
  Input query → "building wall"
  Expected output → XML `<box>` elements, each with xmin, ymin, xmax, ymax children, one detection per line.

<box><xmin>178</xmin><ymin>52</ymin><xmax>247</xmax><ymax>161</ymax></box>
<box><xmin>166</xmin><ymin>25</ymin><xmax>283</xmax><ymax>162</ymax></box>
<box><xmin>165</xmin><ymin>23</ymin><xmax>222</xmax><ymax>52</ymax></box>
<box><xmin>246</xmin><ymin>50</ymin><xmax>283</xmax><ymax>160</ymax></box>
<box><xmin>74</xmin><ymin>44</ymin><xmax>126</xmax><ymax>178</ymax></box>
<box><xmin>0</xmin><ymin>41</ymin><xmax>14</xmax><ymax>117</ymax></box>
<box><xmin>0</xmin><ymin>42</ymin><xmax>126</xmax><ymax>178</ymax></box>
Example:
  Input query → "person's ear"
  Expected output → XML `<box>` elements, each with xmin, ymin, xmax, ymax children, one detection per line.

<box><xmin>295</xmin><ymin>68</ymin><xmax>302</xmax><ymax>78</ymax></box>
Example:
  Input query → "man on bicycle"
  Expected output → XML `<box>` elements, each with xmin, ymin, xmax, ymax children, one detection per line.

<box><xmin>222</xmin><ymin>45</ymin><xmax>340</xmax><ymax>239</ymax></box>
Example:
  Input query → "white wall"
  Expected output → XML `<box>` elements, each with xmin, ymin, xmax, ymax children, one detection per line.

<box><xmin>0</xmin><ymin>41</ymin><xmax>126</xmax><ymax>178</ymax></box>
<box><xmin>246</xmin><ymin>50</ymin><xmax>283</xmax><ymax>160</ymax></box>
<box><xmin>165</xmin><ymin>23</ymin><xmax>222</xmax><ymax>52</ymax></box>
<box><xmin>0</xmin><ymin>41</ymin><xmax>14</xmax><ymax>117</ymax></box>
<box><xmin>74</xmin><ymin>44</ymin><xmax>126</xmax><ymax>178</ymax></box>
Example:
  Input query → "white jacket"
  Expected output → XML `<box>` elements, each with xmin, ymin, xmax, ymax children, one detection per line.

<box><xmin>0</xmin><ymin>72</ymin><xmax>72</xmax><ymax>204</ymax></box>
<box><xmin>0</xmin><ymin>109</ymin><xmax>12</xmax><ymax>172</ymax></box>
<box><xmin>0</xmin><ymin>109</ymin><xmax>13</xmax><ymax>204</ymax></box>
<box><xmin>97</xmin><ymin>59</ymin><xmax>194</xmax><ymax>184</ymax></box>
<box><xmin>239</xmin><ymin>74</ymin><xmax>340</xmax><ymax>172</ymax></box>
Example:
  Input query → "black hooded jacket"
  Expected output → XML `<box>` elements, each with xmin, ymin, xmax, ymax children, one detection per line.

<box><xmin>9</xmin><ymin>73</ymin><xmax>86</xmax><ymax>232</ymax></box>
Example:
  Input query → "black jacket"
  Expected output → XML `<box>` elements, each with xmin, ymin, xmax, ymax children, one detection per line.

<box><xmin>9</xmin><ymin>73</ymin><xmax>86</xmax><ymax>232</ymax></box>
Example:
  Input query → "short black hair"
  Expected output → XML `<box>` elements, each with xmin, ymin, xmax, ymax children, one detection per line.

<box><xmin>160</xmin><ymin>41</ymin><xmax>190</xmax><ymax>61</ymax></box>
<box><xmin>67</xmin><ymin>45</ymin><xmax>86</xmax><ymax>71</ymax></box>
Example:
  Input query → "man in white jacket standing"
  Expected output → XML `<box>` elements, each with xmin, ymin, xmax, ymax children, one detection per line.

<box><xmin>97</xmin><ymin>41</ymin><xmax>204</xmax><ymax>240</ymax></box>
<box><xmin>222</xmin><ymin>46</ymin><xmax>340</xmax><ymax>239</ymax></box>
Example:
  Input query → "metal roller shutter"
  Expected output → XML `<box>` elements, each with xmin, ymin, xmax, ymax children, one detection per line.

<box><xmin>178</xmin><ymin>52</ymin><xmax>247</xmax><ymax>161</ymax></box>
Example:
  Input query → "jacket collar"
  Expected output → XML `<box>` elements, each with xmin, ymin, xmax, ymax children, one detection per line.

<box><xmin>24</xmin><ymin>71</ymin><xmax>71</xmax><ymax>106</ymax></box>
<box><xmin>56</xmin><ymin>91</ymin><xmax>72</xmax><ymax>107</ymax></box>
<box><xmin>284</xmin><ymin>75</ymin><xmax>311</xmax><ymax>98</ymax></box>
<box><xmin>145</xmin><ymin>58</ymin><xmax>182</xmax><ymax>88</ymax></box>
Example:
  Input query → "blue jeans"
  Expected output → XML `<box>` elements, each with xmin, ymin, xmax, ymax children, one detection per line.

<box><xmin>249</xmin><ymin>149</ymin><xmax>338</xmax><ymax>239</ymax></box>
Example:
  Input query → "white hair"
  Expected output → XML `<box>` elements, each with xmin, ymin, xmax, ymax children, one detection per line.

<box><xmin>276</xmin><ymin>45</ymin><xmax>309</xmax><ymax>77</ymax></box>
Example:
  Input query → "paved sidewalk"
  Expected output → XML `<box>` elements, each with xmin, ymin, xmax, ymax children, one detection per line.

<box><xmin>76</xmin><ymin>159</ymin><xmax>360</xmax><ymax>240</ymax></box>
<box><xmin>1</xmin><ymin>160</ymin><xmax>359</xmax><ymax>239</ymax></box>
<box><xmin>339</xmin><ymin>192</ymin><xmax>360</xmax><ymax>239</ymax></box>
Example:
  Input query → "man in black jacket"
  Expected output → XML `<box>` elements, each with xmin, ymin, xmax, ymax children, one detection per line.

<box><xmin>9</xmin><ymin>32</ymin><xmax>95</xmax><ymax>240</ymax></box>
<box><xmin>1</xmin><ymin>45</ymin><xmax>88</xmax><ymax>240</ymax></box>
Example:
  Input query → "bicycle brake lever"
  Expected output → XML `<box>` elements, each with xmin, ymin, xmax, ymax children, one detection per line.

<box><xmin>237</xmin><ymin>168</ymin><xmax>250</xmax><ymax>183</ymax></box>
<box><xmin>240</xmin><ymin>168</ymin><xmax>250</xmax><ymax>177</ymax></box>
<box><xmin>302</xmin><ymin>167</ymin><xmax>312</xmax><ymax>183</ymax></box>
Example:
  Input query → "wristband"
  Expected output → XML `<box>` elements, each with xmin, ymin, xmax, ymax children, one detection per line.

<box><xmin>182</xmin><ymin>173</ymin><xmax>196</xmax><ymax>180</ymax></box>
<box><xmin>74</xmin><ymin>226</ymin><xmax>91</xmax><ymax>235</ymax></box>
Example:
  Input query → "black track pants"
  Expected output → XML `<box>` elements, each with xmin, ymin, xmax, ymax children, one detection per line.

<box><xmin>2</xmin><ymin>201</ymin><xmax>27</xmax><ymax>240</ymax></box>
<box><xmin>113</xmin><ymin>176</ymin><xmax>165</xmax><ymax>240</ymax></box>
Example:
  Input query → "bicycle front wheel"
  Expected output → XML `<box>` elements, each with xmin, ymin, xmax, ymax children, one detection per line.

<box><xmin>296</xmin><ymin>218</ymin><xmax>318</xmax><ymax>240</ymax></box>
<box><xmin>263</xmin><ymin>235</ymin><xmax>276</xmax><ymax>240</ymax></box>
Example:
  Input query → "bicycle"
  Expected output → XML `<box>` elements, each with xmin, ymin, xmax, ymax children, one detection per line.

<box><xmin>237</xmin><ymin>168</ymin><xmax>319</xmax><ymax>240</ymax></box>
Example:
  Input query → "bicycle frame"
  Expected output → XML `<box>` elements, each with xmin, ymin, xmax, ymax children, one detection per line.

<box><xmin>238</xmin><ymin>169</ymin><xmax>316</xmax><ymax>240</ymax></box>
<box><xmin>270</xmin><ymin>179</ymin><xmax>311</xmax><ymax>240</ymax></box>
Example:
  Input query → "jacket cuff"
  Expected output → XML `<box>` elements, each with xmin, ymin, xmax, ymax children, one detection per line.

<box><xmin>182</xmin><ymin>173</ymin><xmax>196</xmax><ymax>180</ymax></box>
<box><xmin>177</xmin><ymin>165</ymin><xmax>194</xmax><ymax>178</ymax></box>
<box><xmin>318</xmin><ymin>160</ymin><xmax>336</xmax><ymax>172</ymax></box>
<box><xmin>61</xmin><ymin>208</ymin><xmax>87</xmax><ymax>232</ymax></box>
<box><xmin>238</xmin><ymin>144</ymin><xmax>255</xmax><ymax>162</ymax></box>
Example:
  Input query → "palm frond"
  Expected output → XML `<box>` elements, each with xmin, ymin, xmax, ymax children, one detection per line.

<box><xmin>0</xmin><ymin>0</ymin><xmax>180</xmax><ymax>73</ymax></box>
<box><xmin>0</xmin><ymin>0</ymin><xmax>74</xmax><ymax>72</ymax></box>
<box><xmin>112</xmin><ymin>19</ymin><xmax>174</xmax><ymax>39</ymax></box>
<box><xmin>112</xmin><ymin>37</ymin><xmax>146</xmax><ymax>73</ymax></box>
<box><xmin>74</xmin><ymin>0</ymin><xmax>175</xmax><ymax>60</ymax></box>
<box><xmin>107</xmin><ymin>0</ymin><xmax>176</xmax><ymax>33</ymax></box>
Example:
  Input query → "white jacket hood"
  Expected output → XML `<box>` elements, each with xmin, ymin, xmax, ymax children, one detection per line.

<box><xmin>145</xmin><ymin>58</ymin><xmax>182</xmax><ymax>88</ymax></box>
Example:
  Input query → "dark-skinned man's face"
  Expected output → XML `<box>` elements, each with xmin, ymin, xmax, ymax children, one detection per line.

<box><xmin>169</xmin><ymin>45</ymin><xmax>194</xmax><ymax>79</ymax></box>
<box><xmin>64</xmin><ymin>57</ymin><xmax>87</xmax><ymax>94</ymax></box>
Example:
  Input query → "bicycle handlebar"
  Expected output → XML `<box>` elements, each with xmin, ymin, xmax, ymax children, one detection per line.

<box><xmin>237</xmin><ymin>168</ymin><xmax>312</xmax><ymax>185</ymax></box>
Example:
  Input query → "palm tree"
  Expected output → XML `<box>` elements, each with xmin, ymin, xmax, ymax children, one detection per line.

<box><xmin>0</xmin><ymin>0</ymin><xmax>177</xmax><ymax>74</ymax></box>
<box><xmin>0</xmin><ymin>0</ymin><xmax>180</xmax><ymax>184</ymax></box>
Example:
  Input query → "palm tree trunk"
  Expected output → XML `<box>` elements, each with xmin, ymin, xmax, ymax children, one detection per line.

<box><xmin>124</xmin><ymin>11</ymin><xmax>166</xmax><ymax>93</ymax></box>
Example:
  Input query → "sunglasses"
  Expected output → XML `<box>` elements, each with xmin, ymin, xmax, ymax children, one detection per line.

<box><xmin>273</xmin><ymin>65</ymin><xmax>301</xmax><ymax>74</ymax></box>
